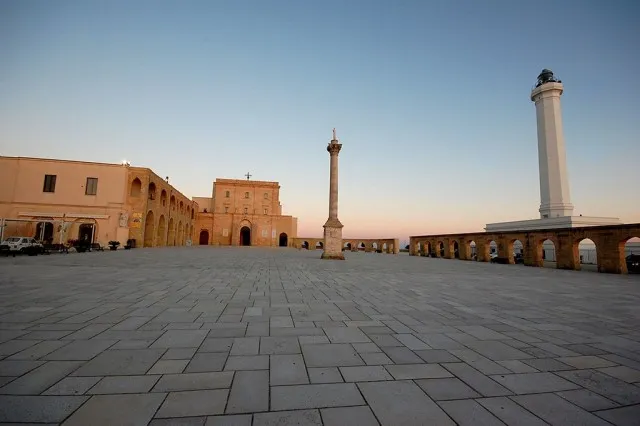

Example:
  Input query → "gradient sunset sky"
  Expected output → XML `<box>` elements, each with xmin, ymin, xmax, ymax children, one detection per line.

<box><xmin>1</xmin><ymin>0</ymin><xmax>638</xmax><ymax>242</ymax></box>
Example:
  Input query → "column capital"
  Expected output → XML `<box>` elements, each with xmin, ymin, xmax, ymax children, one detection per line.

<box><xmin>327</xmin><ymin>143</ymin><xmax>342</xmax><ymax>154</ymax></box>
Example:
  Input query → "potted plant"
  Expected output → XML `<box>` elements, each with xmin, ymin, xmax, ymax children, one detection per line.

<box><xmin>108</xmin><ymin>240</ymin><xmax>120</xmax><ymax>251</ymax></box>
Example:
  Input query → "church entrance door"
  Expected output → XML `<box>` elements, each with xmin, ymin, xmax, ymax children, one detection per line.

<box><xmin>279</xmin><ymin>233</ymin><xmax>288</xmax><ymax>247</ymax></box>
<box><xmin>199</xmin><ymin>230</ymin><xmax>209</xmax><ymax>245</ymax></box>
<box><xmin>240</xmin><ymin>226</ymin><xmax>251</xmax><ymax>246</ymax></box>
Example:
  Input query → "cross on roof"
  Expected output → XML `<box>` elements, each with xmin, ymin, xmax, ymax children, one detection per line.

<box><xmin>245</xmin><ymin>172</ymin><xmax>252</xmax><ymax>180</ymax></box>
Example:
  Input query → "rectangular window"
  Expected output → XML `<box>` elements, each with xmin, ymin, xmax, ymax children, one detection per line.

<box><xmin>263</xmin><ymin>208</ymin><xmax>268</xmax><ymax>215</ymax></box>
<box><xmin>224</xmin><ymin>206</ymin><xmax>229</xmax><ymax>213</ymax></box>
<box><xmin>244</xmin><ymin>207</ymin><xmax>248</xmax><ymax>214</ymax></box>
<box><xmin>245</xmin><ymin>192</ymin><xmax>249</xmax><ymax>199</ymax></box>
<box><xmin>85</xmin><ymin>177</ymin><xmax>98</xmax><ymax>195</ymax></box>
<box><xmin>43</xmin><ymin>174</ymin><xmax>56</xmax><ymax>192</ymax></box>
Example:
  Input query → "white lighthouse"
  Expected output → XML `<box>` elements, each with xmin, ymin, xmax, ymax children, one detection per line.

<box><xmin>485</xmin><ymin>69</ymin><xmax>621</xmax><ymax>232</ymax></box>
<box><xmin>531</xmin><ymin>69</ymin><xmax>574</xmax><ymax>219</ymax></box>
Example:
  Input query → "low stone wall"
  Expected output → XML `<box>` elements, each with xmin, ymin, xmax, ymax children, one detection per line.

<box><xmin>410</xmin><ymin>223</ymin><xmax>640</xmax><ymax>274</ymax></box>
<box><xmin>292</xmin><ymin>237</ymin><xmax>399</xmax><ymax>254</ymax></box>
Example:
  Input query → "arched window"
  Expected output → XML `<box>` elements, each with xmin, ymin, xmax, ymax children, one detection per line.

<box><xmin>244</xmin><ymin>192</ymin><xmax>249</xmax><ymax>199</ymax></box>
<box><xmin>148</xmin><ymin>183</ymin><xmax>156</xmax><ymax>200</ymax></box>
<box><xmin>130</xmin><ymin>178</ymin><xmax>142</xmax><ymax>197</ymax></box>
<box><xmin>225</xmin><ymin>191</ymin><xmax>230</xmax><ymax>198</ymax></box>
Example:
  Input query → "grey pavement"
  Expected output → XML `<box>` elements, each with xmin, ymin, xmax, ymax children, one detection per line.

<box><xmin>0</xmin><ymin>247</ymin><xmax>639</xmax><ymax>425</ymax></box>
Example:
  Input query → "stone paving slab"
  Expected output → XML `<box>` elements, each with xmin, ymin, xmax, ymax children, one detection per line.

<box><xmin>0</xmin><ymin>247</ymin><xmax>639</xmax><ymax>425</ymax></box>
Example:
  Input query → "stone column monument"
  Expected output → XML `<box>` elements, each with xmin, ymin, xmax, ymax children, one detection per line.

<box><xmin>531</xmin><ymin>69</ymin><xmax>574</xmax><ymax>219</ymax></box>
<box><xmin>321</xmin><ymin>128</ymin><xmax>345</xmax><ymax>260</ymax></box>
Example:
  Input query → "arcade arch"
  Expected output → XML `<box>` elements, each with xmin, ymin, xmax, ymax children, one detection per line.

<box><xmin>157</xmin><ymin>215</ymin><xmax>166</xmax><ymax>246</ymax></box>
<box><xmin>144</xmin><ymin>211</ymin><xmax>155</xmax><ymax>247</ymax></box>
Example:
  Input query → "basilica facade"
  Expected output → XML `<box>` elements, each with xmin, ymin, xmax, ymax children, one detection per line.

<box><xmin>193</xmin><ymin>178</ymin><xmax>298</xmax><ymax>247</ymax></box>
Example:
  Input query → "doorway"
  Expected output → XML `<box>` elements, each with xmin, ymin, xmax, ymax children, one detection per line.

<box><xmin>199</xmin><ymin>230</ymin><xmax>209</xmax><ymax>245</ymax></box>
<box><xmin>240</xmin><ymin>226</ymin><xmax>251</xmax><ymax>246</ymax></box>
<box><xmin>35</xmin><ymin>221</ymin><xmax>54</xmax><ymax>242</ymax></box>
<box><xmin>279</xmin><ymin>232</ymin><xmax>288</xmax><ymax>247</ymax></box>
<box><xmin>78</xmin><ymin>223</ymin><xmax>94</xmax><ymax>243</ymax></box>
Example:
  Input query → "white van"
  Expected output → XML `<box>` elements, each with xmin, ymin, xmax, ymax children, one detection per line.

<box><xmin>1</xmin><ymin>237</ymin><xmax>43</xmax><ymax>252</ymax></box>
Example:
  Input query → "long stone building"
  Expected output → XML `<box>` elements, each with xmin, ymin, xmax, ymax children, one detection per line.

<box><xmin>0</xmin><ymin>156</ymin><xmax>196</xmax><ymax>247</ymax></box>
<box><xmin>0</xmin><ymin>156</ymin><xmax>298</xmax><ymax>249</ymax></box>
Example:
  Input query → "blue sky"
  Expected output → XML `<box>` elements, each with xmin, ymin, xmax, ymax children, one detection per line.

<box><xmin>1</xmin><ymin>0</ymin><xmax>638</xmax><ymax>242</ymax></box>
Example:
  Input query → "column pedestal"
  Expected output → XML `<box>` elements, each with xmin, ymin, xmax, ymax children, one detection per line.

<box><xmin>321</xmin><ymin>218</ymin><xmax>344</xmax><ymax>260</ymax></box>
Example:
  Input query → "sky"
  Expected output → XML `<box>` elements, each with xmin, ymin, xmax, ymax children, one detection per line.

<box><xmin>1</xmin><ymin>0</ymin><xmax>638</xmax><ymax>243</ymax></box>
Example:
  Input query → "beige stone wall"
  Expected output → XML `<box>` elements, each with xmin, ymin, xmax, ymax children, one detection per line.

<box><xmin>195</xmin><ymin>213</ymin><xmax>297</xmax><ymax>247</ymax></box>
<box><xmin>192</xmin><ymin>197</ymin><xmax>212</xmax><ymax>212</ymax></box>
<box><xmin>211</xmin><ymin>179</ymin><xmax>281</xmax><ymax>216</ymax></box>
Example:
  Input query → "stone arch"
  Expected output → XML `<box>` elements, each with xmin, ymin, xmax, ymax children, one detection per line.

<box><xmin>191</xmin><ymin>209</ymin><xmax>195</xmax><ymax>220</ymax></box>
<box><xmin>452</xmin><ymin>240</ymin><xmax>460</xmax><ymax>258</ymax></box>
<box><xmin>148</xmin><ymin>182</ymin><xmax>156</xmax><ymax>200</ymax></box>
<box><xmin>438</xmin><ymin>241</ymin><xmax>445</xmax><ymax>257</ymax></box>
<box><xmin>302</xmin><ymin>241</ymin><xmax>309</xmax><ymax>250</ymax></box>
<box><xmin>144</xmin><ymin>211</ymin><xmax>155</xmax><ymax>247</ymax></box>
<box><xmin>621</xmin><ymin>236</ymin><xmax>640</xmax><ymax>274</ymax></box>
<box><xmin>316</xmin><ymin>241</ymin><xmax>323</xmax><ymax>249</ymax></box>
<box><xmin>167</xmin><ymin>218</ymin><xmax>175</xmax><ymax>246</ymax></box>
<box><xmin>179</xmin><ymin>201</ymin><xmax>184</xmax><ymax>214</ymax></box>
<box><xmin>414</xmin><ymin>241</ymin><xmax>421</xmax><ymax>255</ymax></box>
<box><xmin>467</xmin><ymin>240</ymin><xmax>477</xmax><ymax>261</ymax></box>
<box><xmin>344</xmin><ymin>242</ymin><xmax>352</xmax><ymax>250</ymax></box>
<box><xmin>77</xmin><ymin>222</ymin><xmax>96</xmax><ymax>243</ymax></box>
<box><xmin>575</xmin><ymin>238</ymin><xmax>598</xmax><ymax>272</ymax></box>
<box><xmin>425</xmin><ymin>241</ymin><xmax>432</xmax><ymax>257</ymax></box>
<box><xmin>509</xmin><ymin>238</ymin><xmax>524</xmax><ymax>264</ymax></box>
<box><xmin>35</xmin><ymin>221</ymin><xmax>54</xmax><ymax>242</ymax></box>
<box><xmin>170</xmin><ymin>195</ymin><xmax>176</xmax><ymax>211</ymax></box>
<box><xmin>538</xmin><ymin>238</ymin><xmax>556</xmax><ymax>268</ymax></box>
<box><xmin>279</xmin><ymin>233</ymin><xmax>288</xmax><ymax>247</ymax></box>
<box><xmin>240</xmin><ymin>226</ymin><xmax>251</xmax><ymax>246</ymax></box>
<box><xmin>177</xmin><ymin>221</ymin><xmax>183</xmax><ymax>245</ymax></box>
<box><xmin>372</xmin><ymin>242</ymin><xmax>378</xmax><ymax>250</ymax></box>
<box><xmin>160</xmin><ymin>190</ymin><xmax>167</xmax><ymax>207</ymax></box>
<box><xmin>382</xmin><ymin>242</ymin><xmax>388</xmax><ymax>252</ymax></box>
<box><xmin>199</xmin><ymin>229</ymin><xmax>209</xmax><ymax>245</ymax></box>
<box><xmin>130</xmin><ymin>178</ymin><xmax>142</xmax><ymax>197</ymax></box>
<box><xmin>157</xmin><ymin>215</ymin><xmax>166</xmax><ymax>246</ymax></box>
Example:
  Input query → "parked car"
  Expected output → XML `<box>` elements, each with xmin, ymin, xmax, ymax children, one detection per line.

<box><xmin>627</xmin><ymin>254</ymin><xmax>640</xmax><ymax>274</ymax></box>
<box><xmin>0</xmin><ymin>237</ymin><xmax>43</xmax><ymax>254</ymax></box>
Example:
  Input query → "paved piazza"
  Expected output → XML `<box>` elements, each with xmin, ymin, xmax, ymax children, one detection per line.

<box><xmin>1</xmin><ymin>247</ymin><xmax>639</xmax><ymax>425</ymax></box>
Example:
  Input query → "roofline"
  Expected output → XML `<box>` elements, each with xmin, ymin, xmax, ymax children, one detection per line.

<box><xmin>410</xmin><ymin>222</ymin><xmax>640</xmax><ymax>239</ymax></box>
<box><xmin>0</xmin><ymin>155</ymin><xmax>128</xmax><ymax>169</ymax></box>
<box><xmin>215</xmin><ymin>178</ymin><xmax>280</xmax><ymax>187</ymax></box>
